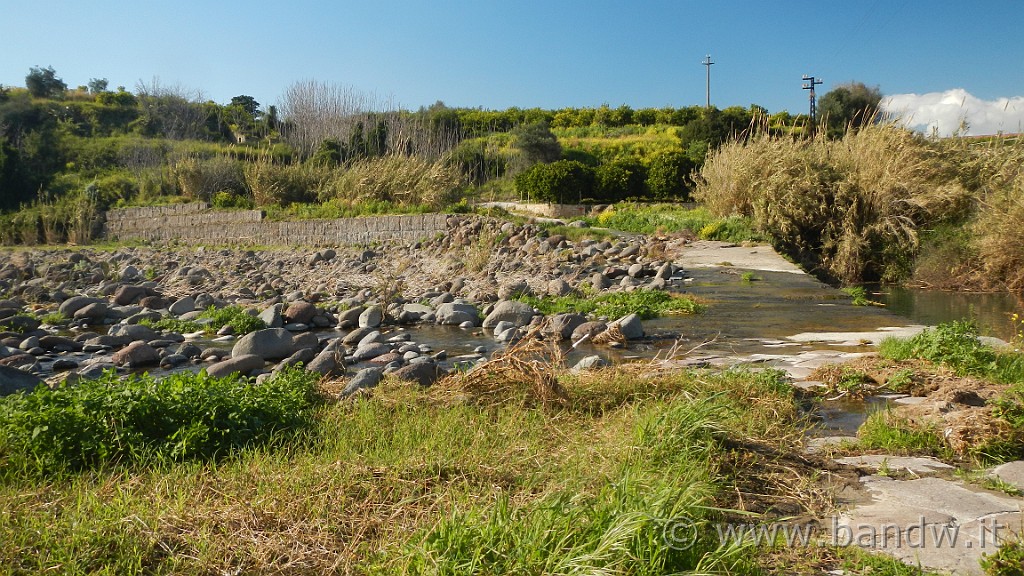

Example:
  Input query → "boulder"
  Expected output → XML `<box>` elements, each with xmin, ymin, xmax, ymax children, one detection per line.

<box><xmin>112</xmin><ymin>341</ymin><xmax>161</xmax><ymax>368</ymax></box>
<box><xmin>481</xmin><ymin>300</ymin><xmax>536</xmax><ymax>329</ymax></box>
<box><xmin>275</xmin><ymin>347</ymin><xmax>317</xmax><ymax>370</ymax></box>
<box><xmin>343</xmin><ymin>326</ymin><xmax>376</xmax><ymax>345</ymax></box>
<box><xmin>107</xmin><ymin>323</ymin><xmax>161</xmax><ymax>342</ymax></box>
<box><xmin>336</xmin><ymin>306</ymin><xmax>364</xmax><ymax>329</ymax></box>
<box><xmin>74</xmin><ymin>302</ymin><xmax>109</xmax><ymax>321</ymax></box>
<box><xmin>542</xmin><ymin>313</ymin><xmax>587</xmax><ymax>340</ymax></box>
<box><xmin>231</xmin><ymin>328</ymin><xmax>296</xmax><ymax>361</ymax></box>
<box><xmin>1</xmin><ymin>315</ymin><xmax>40</xmax><ymax>333</ymax></box>
<box><xmin>352</xmin><ymin>342</ymin><xmax>392</xmax><ymax>362</ymax></box>
<box><xmin>284</xmin><ymin>301</ymin><xmax>317</xmax><ymax>325</ymax></box>
<box><xmin>0</xmin><ymin>365</ymin><xmax>44</xmax><ymax>396</ymax></box>
<box><xmin>168</xmin><ymin>296</ymin><xmax>197</xmax><ymax>316</ymax></box>
<box><xmin>306</xmin><ymin>344</ymin><xmax>343</xmax><ymax>376</ymax></box>
<box><xmin>112</xmin><ymin>285</ymin><xmax>150</xmax><ymax>306</ymax></box>
<box><xmin>571</xmin><ymin>355</ymin><xmax>609</xmax><ymax>372</ymax></box>
<box><xmin>571</xmin><ymin>321</ymin><xmax>608</xmax><ymax>341</ymax></box>
<box><xmin>206</xmin><ymin>354</ymin><xmax>265</xmax><ymax>379</ymax></box>
<box><xmin>58</xmin><ymin>295</ymin><xmax>104</xmax><ymax>317</ymax></box>
<box><xmin>435</xmin><ymin>302</ymin><xmax>479</xmax><ymax>326</ymax></box>
<box><xmin>339</xmin><ymin>367</ymin><xmax>384</xmax><ymax>398</ymax></box>
<box><xmin>547</xmin><ymin>278</ymin><xmax>573</xmax><ymax>297</ymax></box>
<box><xmin>392</xmin><ymin>362</ymin><xmax>447</xmax><ymax>386</ymax></box>
<box><xmin>612</xmin><ymin>314</ymin><xmax>644</xmax><ymax>340</ymax></box>
<box><xmin>498</xmin><ymin>279</ymin><xmax>532</xmax><ymax>299</ymax></box>
<box><xmin>39</xmin><ymin>335</ymin><xmax>79</xmax><ymax>352</ymax></box>
<box><xmin>359</xmin><ymin>305</ymin><xmax>384</xmax><ymax>328</ymax></box>
<box><xmin>258</xmin><ymin>303</ymin><xmax>284</xmax><ymax>329</ymax></box>
<box><xmin>139</xmin><ymin>295</ymin><xmax>171</xmax><ymax>310</ymax></box>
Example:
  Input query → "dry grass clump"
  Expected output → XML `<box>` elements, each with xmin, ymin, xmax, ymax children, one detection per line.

<box><xmin>429</xmin><ymin>330</ymin><xmax>568</xmax><ymax>407</ymax></box>
<box><xmin>973</xmin><ymin>176</ymin><xmax>1024</xmax><ymax>292</ymax></box>
<box><xmin>320</xmin><ymin>153</ymin><xmax>464</xmax><ymax>209</ymax></box>
<box><xmin>695</xmin><ymin>123</ymin><xmax>972</xmax><ymax>283</ymax></box>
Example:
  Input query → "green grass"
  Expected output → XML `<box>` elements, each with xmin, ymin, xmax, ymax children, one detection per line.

<box><xmin>879</xmin><ymin>320</ymin><xmax>1024</xmax><ymax>383</ymax></box>
<box><xmin>855</xmin><ymin>408</ymin><xmax>949</xmax><ymax>457</ymax></box>
<box><xmin>515</xmin><ymin>288</ymin><xmax>704</xmax><ymax>320</ymax></box>
<box><xmin>0</xmin><ymin>365</ymin><xmax>818</xmax><ymax>574</ymax></box>
<box><xmin>587</xmin><ymin>203</ymin><xmax>763</xmax><ymax>243</ymax></box>
<box><xmin>262</xmin><ymin>198</ymin><xmax>436</xmax><ymax>221</ymax></box>
<box><xmin>841</xmin><ymin>286</ymin><xmax>882</xmax><ymax>306</ymax></box>
<box><xmin>980</xmin><ymin>537</ymin><xmax>1024</xmax><ymax>575</ymax></box>
<box><xmin>0</xmin><ymin>367</ymin><xmax>321</xmax><ymax>476</ymax></box>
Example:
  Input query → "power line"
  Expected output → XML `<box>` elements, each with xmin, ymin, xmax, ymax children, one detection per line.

<box><xmin>802</xmin><ymin>75</ymin><xmax>823</xmax><ymax>135</ymax></box>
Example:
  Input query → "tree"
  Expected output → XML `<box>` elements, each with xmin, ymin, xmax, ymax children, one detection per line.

<box><xmin>511</xmin><ymin>121</ymin><xmax>561</xmax><ymax>173</ymax></box>
<box><xmin>87</xmin><ymin>78</ymin><xmax>109</xmax><ymax>94</ymax></box>
<box><xmin>230</xmin><ymin>95</ymin><xmax>260</xmax><ymax>119</ymax></box>
<box><xmin>25</xmin><ymin>66</ymin><xmax>67</xmax><ymax>98</ymax></box>
<box><xmin>817</xmin><ymin>82</ymin><xmax>883</xmax><ymax>136</ymax></box>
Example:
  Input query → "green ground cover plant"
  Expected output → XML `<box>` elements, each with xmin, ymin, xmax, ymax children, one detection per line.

<box><xmin>139</xmin><ymin>305</ymin><xmax>266</xmax><ymax>336</ymax></box>
<box><xmin>586</xmin><ymin>203</ymin><xmax>762</xmax><ymax>242</ymax></box>
<box><xmin>0</xmin><ymin>367</ymin><xmax>321</xmax><ymax>477</ymax></box>
<box><xmin>515</xmin><ymin>287</ymin><xmax>703</xmax><ymax>320</ymax></box>
<box><xmin>0</xmin><ymin>359</ymin><xmax>872</xmax><ymax>575</ymax></box>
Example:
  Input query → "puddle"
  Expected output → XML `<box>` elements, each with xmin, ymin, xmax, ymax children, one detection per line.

<box><xmin>813</xmin><ymin>396</ymin><xmax>892</xmax><ymax>436</ymax></box>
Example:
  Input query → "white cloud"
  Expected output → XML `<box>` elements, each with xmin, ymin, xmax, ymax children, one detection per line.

<box><xmin>881</xmin><ymin>89</ymin><xmax>1024</xmax><ymax>136</ymax></box>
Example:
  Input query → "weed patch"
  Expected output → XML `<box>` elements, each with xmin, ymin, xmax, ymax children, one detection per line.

<box><xmin>0</xmin><ymin>367</ymin><xmax>321</xmax><ymax>476</ymax></box>
<box><xmin>516</xmin><ymin>288</ymin><xmax>703</xmax><ymax>320</ymax></box>
<box><xmin>856</xmin><ymin>409</ymin><xmax>948</xmax><ymax>457</ymax></box>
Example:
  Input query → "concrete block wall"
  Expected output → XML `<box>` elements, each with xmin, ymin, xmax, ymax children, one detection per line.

<box><xmin>103</xmin><ymin>203</ymin><xmax>449</xmax><ymax>246</ymax></box>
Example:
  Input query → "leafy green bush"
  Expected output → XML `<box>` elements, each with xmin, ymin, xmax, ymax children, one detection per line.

<box><xmin>202</xmin><ymin>305</ymin><xmax>265</xmax><ymax>335</ymax></box>
<box><xmin>646</xmin><ymin>150</ymin><xmax>695</xmax><ymax>201</ymax></box>
<box><xmin>879</xmin><ymin>321</ymin><xmax>997</xmax><ymax>377</ymax></box>
<box><xmin>593</xmin><ymin>158</ymin><xmax>646</xmax><ymax>202</ymax></box>
<box><xmin>0</xmin><ymin>368</ymin><xmax>321</xmax><ymax>475</ymax></box>
<box><xmin>514</xmin><ymin>160</ymin><xmax>594</xmax><ymax>204</ymax></box>
<box><xmin>139</xmin><ymin>305</ymin><xmax>265</xmax><ymax>336</ymax></box>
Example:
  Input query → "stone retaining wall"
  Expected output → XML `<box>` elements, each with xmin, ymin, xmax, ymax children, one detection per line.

<box><xmin>103</xmin><ymin>203</ymin><xmax>449</xmax><ymax>247</ymax></box>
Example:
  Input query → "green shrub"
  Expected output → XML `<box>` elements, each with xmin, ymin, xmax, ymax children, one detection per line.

<box><xmin>879</xmin><ymin>321</ymin><xmax>997</xmax><ymax>377</ymax></box>
<box><xmin>201</xmin><ymin>305</ymin><xmax>265</xmax><ymax>335</ymax></box>
<box><xmin>0</xmin><ymin>368</ymin><xmax>321</xmax><ymax>475</ymax></box>
<box><xmin>514</xmin><ymin>160</ymin><xmax>594</xmax><ymax>204</ymax></box>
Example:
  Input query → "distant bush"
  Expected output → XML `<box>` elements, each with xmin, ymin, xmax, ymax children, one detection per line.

<box><xmin>514</xmin><ymin>160</ymin><xmax>594</xmax><ymax>204</ymax></box>
<box><xmin>594</xmin><ymin>159</ymin><xmax>646</xmax><ymax>203</ymax></box>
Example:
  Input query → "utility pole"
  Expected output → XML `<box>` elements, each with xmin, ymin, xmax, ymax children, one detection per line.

<box><xmin>702</xmin><ymin>54</ymin><xmax>714</xmax><ymax>108</ymax></box>
<box><xmin>802</xmin><ymin>74</ymin><xmax>823</xmax><ymax>136</ymax></box>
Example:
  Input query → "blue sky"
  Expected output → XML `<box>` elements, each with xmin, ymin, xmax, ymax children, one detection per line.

<box><xmin>3</xmin><ymin>0</ymin><xmax>1023</xmax><ymax>135</ymax></box>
